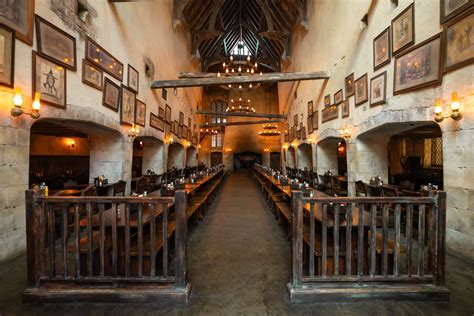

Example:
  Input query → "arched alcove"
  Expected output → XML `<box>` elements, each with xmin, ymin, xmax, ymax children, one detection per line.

<box><xmin>210</xmin><ymin>151</ymin><xmax>223</xmax><ymax>167</ymax></box>
<box><xmin>287</xmin><ymin>146</ymin><xmax>296</xmax><ymax>169</ymax></box>
<box><xmin>297</xmin><ymin>143</ymin><xmax>313</xmax><ymax>171</ymax></box>
<box><xmin>270</xmin><ymin>152</ymin><xmax>281</xmax><ymax>170</ymax></box>
<box><xmin>132</xmin><ymin>136</ymin><xmax>165</xmax><ymax>177</ymax></box>
<box><xmin>186</xmin><ymin>145</ymin><xmax>198</xmax><ymax>167</ymax></box>
<box><xmin>167</xmin><ymin>142</ymin><xmax>185</xmax><ymax>170</ymax></box>
<box><xmin>316</xmin><ymin>137</ymin><xmax>346</xmax><ymax>176</ymax></box>
<box><xmin>233</xmin><ymin>151</ymin><xmax>262</xmax><ymax>170</ymax></box>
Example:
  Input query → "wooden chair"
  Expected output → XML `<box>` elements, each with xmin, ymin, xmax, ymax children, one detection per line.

<box><xmin>135</xmin><ymin>177</ymin><xmax>149</xmax><ymax>194</ymax></box>
<box><xmin>382</xmin><ymin>185</ymin><xmax>399</xmax><ymax>197</ymax></box>
<box><xmin>365</xmin><ymin>183</ymin><xmax>382</xmax><ymax>197</ymax></box>
<box><xmin>355</xmin><ymin>180</ymin><xmax>367</xmax><ymax>196</ymax></box>
<box><xmin>400</xmin><ymin>180</ymin><xmax>415</xmax><ymax>191</ymax></box>
<box><xmin>81</xmin><ymin>185</ymin><xmax>97</xmax><ymax>196</ymax></box>
<box><xmin>113</xmin><ymin>180</ymin><xmax>126</xmax><ymax>196</ymax></box>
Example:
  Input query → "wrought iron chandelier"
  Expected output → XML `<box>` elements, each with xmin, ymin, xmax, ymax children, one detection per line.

<box><xmin>259</xmin><ymin>124</ymin><xmax>281</xmax><ymax>137</ymax></box>
<box><xmin>226</xmin><ymin>93</ymin><xmax>255</xmax><ymax>113</ymax></box>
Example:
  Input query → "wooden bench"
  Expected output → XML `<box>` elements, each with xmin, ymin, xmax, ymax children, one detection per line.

<box><xmin>275</xmin><ymin>201</ymin><xmax>292</xmax><ymax>239</ymax></box>
<box><xmin>303</xmin><ymin>232</ymin><xmax>348</xmax><ymax>275</ymax></box>
<box><xmin>370</xmin><ymin>231</ymin><xmax>407</xmax><ymax>275</ymax></box>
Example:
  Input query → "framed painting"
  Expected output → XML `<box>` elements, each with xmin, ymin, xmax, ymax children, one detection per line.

<box><xmin>165</xmin><ymin>104</ymin><xmax>172</xmax><ymax>122</ymax></box>
<box><xmin>82</xmin><ymin>59</ymin><xmax>103</xmax><ymax>91</ymax></box>
<box><xmin>345</xmin><ymin>73</ymin><xmax>355</xmax><ymax>97</ymax></box>
<box><xmin>342</xmin><ymin>99</ymin><xmax>350</xmax><ymax>118</ymax></box>
<box><xmin>173</xmin><ymin>120</ymin><xmax>179</xmax><ymax>136</ymax></box>
<box><xmin>391</xmin><ymin>3</ymin><xmax>415</xmax><ymax>55</ymax></box>
<box><xmin>162</xmin><ymin>88</ymin><xmax>167</xmax><ymax>100</ymax></box>
<box><xmin>312</xmin><ymin>110</ymin><xmax>318</xmax><ymax>130</ymax></box>
<box><xmin>183</xmin><ymin>125</ymin><xmax>188</xmax><ymax>140</ymax></box>
<box><xmin>370</xmin><ymin>71</ymin><xmax>387</xmax><ymax>107</ymax></box>
<box><xmin>102</xmin><ymin>77</ymin><xmax>120</xmax><ymax>112</ymax></box>
<box><xmin>85</xmin><ymin>37</ymin><xmax>123</xmax><ymax>81</ymax></box>
<box><xmin>0</xmin><ymin>24</ymin><xmax>15</xmax><ymax>88</ymax></box>
<box><xmin>135</xmin><ymin>99</ymin><xmax>146</xmax><ymax>127</ymax></box>
<box><xmin>120</xmin><ymin>84</ymin><xmax>136</xmax><ymax>126</ymax></box>
<box><xmin>35</xmin><ymin>15</ymin><xmax>76</xmax><ymax>70</ymax></box>
<box><xmin>373</xmin><ymin>27</ymin><xmax>391</xmax><ymax>70</ymax></box>
<box><xmin>188</xmin><ymin>117</ymin><xmax>192</xmax><ymax>130</ymax></box>
<box><xmin>0</xmin><ymin>0</ymin><xmax>34</xmax><ymax>45</ymax></box>
<box><xmin>334</xmin><ymin>89</ymin><xmax>343</xmax><ymax>104</ymax></box>
<box><xmin>165</xmin><ymin>122</ymin><xmax>171</xmax><ymax>135</ymax></box>
<box><xmin>294</xmin><ymin>114</ymin><xmax>298</xmax><ymax>127</ymax></box>
<box><xmin>321</xmin><ymin>105</ymin><xmax>339</xmax><ymax>123</ymax></box>
<box><xmin>324</xmin><ymin>94</ymin><xmax>331</xmax><ymax>107</ymax></box>
<box><xmin>393</xmin><ymin>34</ymin><xmax>442</xmax><ymax>95</ymax></box>
<box><xmin>150</xmin><ymin>113</ymin><xmax>164</xmax><ymax>132</ymax></box>
<box><xmin>284</xmin><ymin>133</ymin><xmax>289</xmax><ymax>143</ymax></box>
<box><xmin>307</xmin><ymin>100</ymin><xmax>313</xmax><ymax>115</ymax></box>
<box><xmin>296</xmin><ymin>128</ymin><xmax>302</xmax><ymax>140</ymax></box>
<box><xmin>127</xmin><ymin>64</ymin><xmax>139</xmax><ymax>93</ymax></box>
<box><xmin>178</xmin><ymin>125</ymin><xmax>183</xmax><ymax>139</ymax></box>
<box><xmin>355</xmin><ymin>73</ymin><xmax>368</xmax><ymax>106</ymax></box>
<box><xmin>307</xmin><ymin>115</ymin><xmax>313</xmax><ymax>134</ymax></box>
<box><xmin>299</xmin><ymin>122</ymin><xmax>303</xmax><ymax>131</ymax></box>
<box><xmin>301</xmin><ymin>127</ymin><xmax>307</xmax><ymax>140</ymax></box>
<box><xmin>443</xmin><ymin>8</ymin><xmax>474</xmax><ymax>73</ymax></box>
<box><xmin>32</xmin><ymin>52</ymin><xmax>66</xmax><ymax>109</ymax></box>
<box><xmin>179</xmin><ymin>111</ymin><xmax>184</xmax><ymax>125</ymax></box>
<box><xmin>440</xmin><ymin>0</ymin><xmax>473</xmax><ymax>24</ymax></box>
<box><xmin>158</xmin><ymin>106</ymin><xmax>165</xmax><ymax>119</ymax></box>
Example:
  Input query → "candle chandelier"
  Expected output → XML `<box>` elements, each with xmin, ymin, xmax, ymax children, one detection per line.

<box><xmin>259</xmin><ymin>124</ymin><xmax>281</xmax><ymax>137</ymax></box>
<box><xmin>226</xmin><ymin>93</ymin><xmax>255</xmax><ymax>113</ymax></box>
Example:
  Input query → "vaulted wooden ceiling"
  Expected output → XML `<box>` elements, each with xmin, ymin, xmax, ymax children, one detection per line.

<box><xmin>173</xmin><ymin>0</ymin><xmax>308</xmax><ymax>72</ymax></box>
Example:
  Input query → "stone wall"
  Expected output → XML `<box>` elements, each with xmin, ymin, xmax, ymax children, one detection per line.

<box><xmin>279</xmin><ymin>0</ymin><xmax>474</xmax><ymax>261</ymax></box>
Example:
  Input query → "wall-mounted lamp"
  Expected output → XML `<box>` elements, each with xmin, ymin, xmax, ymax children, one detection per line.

<box><xmin>225</xmin><ymin>147</ymin><xmax>232</xmax><ymax>152</ymax></box>
<box><xmin>339</xmin><ymin>126</ymin><xmax>351</xmax><ymax>140</ymax></box>
<box><xmin>10</xmin><ymin>88</ymin><xmax>41</xmax><ymax>119</ymax></box>
<box><xmin>282</xmin><ymin>143</ymin><xmax>289</xmax><ymax>150</ymax></box>
<box><xmin>290</xmin><ymin>142</ymin><xmax>296</xmax><ymax>148</ymax></box>
<box><xmin>128</xmin><ymin>124</ymin><xmax>140</xmax><ymax>138</ymax></box>
<box><xmin>434</xmin><ymin>92</ymin><xmax>463</xmax><ymax>123</ymax></box>
<box><xmin>67</xmin><ymin>139</ymin><xmax>75</xmax><ymax>149</ymax></box>
<box><xmin>198</xmin><ymin>144</ymin><xmax>202</xmax><ymax>149</ymax></box>
<box><xmin>263</xmin><ymin>148</ymin><xmax>270</xmax><ymax>152</ymax></box>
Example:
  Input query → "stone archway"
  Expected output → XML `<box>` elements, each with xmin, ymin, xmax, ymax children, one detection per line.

<box><xmin>297</xmin><ymin>143</ymin><xmax>313</xmax><ymax>171</ymax></box>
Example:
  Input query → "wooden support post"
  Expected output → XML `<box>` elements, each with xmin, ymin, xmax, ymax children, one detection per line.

<box><xmin>26</xmin><ymin>190</ymin><xmax>41</xmax><ymax>287</ymax></box>
<box><xmin>291</xmin><ymin>191</ymin><xmax>304</xmax><ymax>287</ymax></box>
<box><xmin>433</xmin><ymin>191</ymin><xmax>446</xmax><ymax>286</ymax></box>
<box><xmin>174</xmin><ymin>190</ymin><xmax>188</xmax><ymax>289</ymax></box>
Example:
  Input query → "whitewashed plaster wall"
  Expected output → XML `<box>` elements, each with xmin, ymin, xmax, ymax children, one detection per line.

<box><xmin>0</xmin><ymin>0</ymin><xmax>202</xmax><ymax>261</ymax></box>
<box><xmin>279</xmin><ymin>0</ymin><xmax>474</xmax><ymax>260</ymax></box>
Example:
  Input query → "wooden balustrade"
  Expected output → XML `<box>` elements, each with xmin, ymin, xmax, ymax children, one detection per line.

<box><xmin>289</xmin><ymin>191</ymin><xmax>450</xmax><ymax>302</ymax></box>
<box><xmin>23</xmin><ymin>190</ymin><xmax>191</xmax><ymax>303</ymax></box>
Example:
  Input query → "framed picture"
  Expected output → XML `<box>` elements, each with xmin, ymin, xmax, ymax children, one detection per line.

<box><xmin>102</xmin><ymin>77</ymin><xmax>120</xmax><ymax>112</ymax></box>
<box><xmin>179</xmin><ymin>111</ymin><xmax>184</xmax><ymax>125</ymax></box>
<box><xmin>127</xmin><ymin>64</ymin><xmax>139</xmax><ymax>93</ymax></box>
<box><xmin>373</xmin><ymin>27</ymin><xmax>391</xmax><ymax>70</ymax></box>
<box><xmin>324</xmin><ymin>94</ymin><xmax>331</xmax><ymax>107</ymax></box>
<box><xmin>370</xmin><ymin>71</ymin><xmax>387</xmax><ymax>107</ymax></box>
<box><xmin>297</xmin><ymin>129</ymin><xmax>302</xmax><ymax>140</ymax></box>
<box><xmin>188</xmin><ymin>117</ymin><xmax>192</xmax><ymax>129</ymax></box>
<box><xmin>165</xmin><ymin>104</ymin><xmax>172</xmax><ymax>122</ymax></box>
<box><xmin>82</xmin><ymin>59</ymin><xmax>103</xmax><ymax>90</ymax></box>
<box><xmin>0</xmin><ymin>0</ymin><xmax>34</xmax><ymax>45</ymax></box>
<box><xmin>312</xmin><ymin>110</ymin><xmax>319</xmax><ymax>130</ymax></box>
<box><xmin>393</xmin><ymin>34</ymin><xmax>442</xmax><ymax>95</ymax></box>
<box><xmin>443</xmin><ymin>8</ymin><xmax>474</xmax><ymax>74</ymax></box>
<box><xmin>307</xmin><ymin>115</ymin><xmax>313</xmax><ymax>134</ymax></box>
<box><xmin>284</xmin><ymin>133</ymin><xmax>289</xmax><ymax>143</ymax></box>
<box><xmin>120</xmin><ymin>85</ymin><xmax>136</xmax><ymax>126</ymax></box>
<box><xmin>299</xmin><ymin>122</ymin><xmax>303</xmax><ymax>131</ymax></box>
<box><xmin>345</xmin><ymin>73</ymin><xmax>355</xmax><ymax>97</ymax></box>
<box><xmin>158</xmin><ymin>106</ymin><xmax>165</xmax><ymax>119</ymax></box>
<box><xmin>342</xmin><ymin>99</ymin><xmax>349</xmax><ymax>118</ymax></box>
<box><xmin>391</xmin><ymin>3</ymin><xmax>415</xmax><ymax>55</ymax></box>
<box><xmin>35</xmin><ymin>15</ymin><xmax>76</xmax><ymax>70</ymax></box>
<box><xmin>173</xmin><ymin>120</ymin><xmax>179</xmax><ymax>136</ymax></box>
<box><xmin>301</xmin><ymin>127</ymin><xmax>307</xmax><ymax>140</ymax></box>
<box><xmin>32</xmin><ymin>52</ymin><xmax>66</xmax><ymax>109</ymax></box>
<box><xmin>85</xmin><ymin>37</ymin><xmax>123</xmax><ymax>81</ymax></box>
<box><xmin>294</xmin><ymin>114</ymin><xmax>298</xmax><ymax>127</ymax></box>
<box><xmin>178</xmin><ymin>125</ymin><xmax>183</xmax><ymax>139</ymax></box>
<box><xmin>355</xmin><ymin>73</ymin><xmax>368</xmax><ymax>106</ymax></box>
<box><xmin>135</xmin><ymin>99</ymin><xmax>146</xmax><ymax>127</ymax></box>
<box><xmin>165</xmin><ymin>122</ymin><xmax>171</xmax><ymax>135</ymax></box>
<box><xmin>307</xmin><ymin>100</ymin><xmax>313</xmax><ymax>115</ymax></box>
<box><xmin>334</xmin><ymin>89</ymin><xmax>343</xmax><ymax>104</ymax></box>
<box><xmin>183</xmin><ymin>125</ymin><xmax>188</xmax><ymax>140</ymax></box>
<box><xmin>440</xmin><ymin>0</ymin><xmax>473</xmax><ymax>24</ymax></box>
<box><xmin>0</xmin><ymin>24</ymin><xmax>15</xmax><ymax>88</ymax></box>
<box><xmin>162</xmin><ymin>88</ymin><xmax>167</xmax><ymax>100</ymax></box>
<box><xmin>321</xmin><ymin>105</ymin><xmax>339</xmax><ymax>123</ymax></box>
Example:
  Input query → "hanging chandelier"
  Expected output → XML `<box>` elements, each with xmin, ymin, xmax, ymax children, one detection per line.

<box><xmin>259</xmin><ymin>124</ymin><xmax>281</xmax><ymax>137</ymax></box>
<box><xmin>226</xmin><ymin>94</ymin><xmax>255</xmax><ymax>113</ymax></box>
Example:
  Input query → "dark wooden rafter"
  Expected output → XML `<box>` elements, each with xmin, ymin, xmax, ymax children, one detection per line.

<box><xmin>195</xmin><ymin>110</ymin><xmax>286</xmax><ymax>119</ymax></box>
<box><xmin>200</xmin><ymin>119</ymin><xmax>285</xmax><ymax>128</ymax></box>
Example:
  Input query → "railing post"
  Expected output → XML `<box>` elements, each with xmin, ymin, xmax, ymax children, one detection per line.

<box><xmin>291</xmin><ymin>191</ymin><xmax>304</xmax><ymax>287</ymax></box>
<box><xmin>25</xmin><ymin>190</ymin><xmax>41</xmax><ymax>287</ymax></box>
<box><xmin>433</xmin><ymin>191</ymin><xmax>446</xmax><ymax>286</ymax></box>
<box><xmin>174</xmin><ymin>190</ymin><xmax>188</xmax><ymax>289</ymax></box>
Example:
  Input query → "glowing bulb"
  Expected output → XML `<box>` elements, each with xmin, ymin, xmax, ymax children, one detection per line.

<box><xmin>228</xmin><ymin>84</ymin><xmax>232</xmax><ymax>88</ymax></box>
<box><xmin>249</xmin><ymin>83</ymin><xmax>252</xmax><ymax>88</ymax></box>
<box><xmin>217</xmin><ymin>72</ymin><xmax>221</xmax><ymax>77</ymax></box>
<box><xmin>251</xmin><ymin>69</ymin><xmax>254</xmax><ymax>74</ymax></box>
<box><xmin>451</xmin><ymin>92</ymin><xmax>460</xmax><ymax>111</ymax></box>
<box><xmin>32</xmin><ymin>92</ymin><xmax>41</xmax><ymax>110</ymax></box>
<box><xmin>223</xmin><ymin>62</ymin><xmax>226</xmax><ymax>67</ymax></box>
<box><xmin>13</xmin><ymin>88</ymin><xmax>23</xmax><ymax>106</ymax></box>
<box><xmin>247</xmin><ymin>55</ymin><xmax>251</xmax><ymax>61</ymax></box>
<box><xmin>226</xmin><ymin>68</ymin><xmax>229</xmax><ymax>73</ymax></box>
<box><xmin>434</xmin><ymin>98</ymin><xmax>443</xmax><ymax>114</ymax></box>
<box><xmin>238</xmin><ymin>66</ymin><xmax>242</xmax><ymax>72</ymax></box>
<box><xmin>230</xmin><ymin>55</ymin><xmax>234</xmax><ymax>61</ymax></box>
<box><xmin>239</xmin><ymin>85</ymin><xmax>242</xmax><ymax>89</ymax></box>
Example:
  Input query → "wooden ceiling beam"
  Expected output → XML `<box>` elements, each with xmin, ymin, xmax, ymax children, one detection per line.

<box><xmin>196</xmin><ymin>110</ymin><xmax>286</xmax><ymax>119</ymax></box>
<box><xmin>150</xmin><ymin>71</ymin><xmax>330</xmax><ymax>89</ymax></box>
<box><xmin>200</xmin><ymin>119</ymin><xmax>285</xmax><ymax>128</ymax></box>
<box><xmin>172</xmin><ymin>0</ymin><xmax>192</xmax><ymax>30</ymax></box>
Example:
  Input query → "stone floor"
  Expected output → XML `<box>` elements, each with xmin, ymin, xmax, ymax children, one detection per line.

<box><xmin>1</xmin><ymin>172</ymin><xmax>473</xmax><ymax>315</ymax></box>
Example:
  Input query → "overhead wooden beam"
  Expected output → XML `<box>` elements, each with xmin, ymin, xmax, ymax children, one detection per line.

<box><xmin>200</xmin><ymin>119</ymin><xmax>285</xmax><ymax>128</ymax></box>
<box><xmin>150</xmin><ymin>71</ymin><xmax>330</xmax><ymax>89</ymax></box>
<box><xmin>196</xmin><ymin>110</ymin><xmax>286</xmax><ymax>119</ymax></box>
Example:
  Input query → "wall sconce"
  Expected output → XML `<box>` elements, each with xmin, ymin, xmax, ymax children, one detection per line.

<box><xmin>67</xmin><ymin>139</ymin><xmax>75</xmax><ymax>149</ymax></box>
<box><xmin>308</xmin><ymin>138</ymin><xmax>314</xmax><ymax>144</ymax></box>
<box><xmin>263</xmin><ymin>148</ymin><xmax>270</xmax><ymax>152</ymax></box>
<box><xmin>168</xmin><ymin>136</ymin><xmax>174</xmax><ymax>144</ymax></box>
<box><xmin>128</xmin><ymin>124</ymin><xmax>140</xmax><ymax>138</ymax></box>
<box><xmin>225</xmin><ymin>147</ymin><xmax>232</xmax><ymax>152</ymax></box>
<box><xmin>198</xmin><ymin>144</ymin><xmax>202</xmax><ymax>149</ymax></box>
<box><xmin>434</xmin><ymin>92</ymin><xmax>463</xmax><ymax>123</ymax></box>
<box><xmin>339</xmin><ymin>126</ymin><xmax>351</xmax><ymax>140</ymax></box>
<box><xmin>282</xmin><ymin>143</ymin><xmax>288</xmax><ymax>150</ymax></box>
<box><xmin>290</xmin><ymin>142</ymin><xmax>296</xmax><ymax>148</ymax></box>
<box><xmin>11</xmin><ymin>88</ymin><xmax>41</xmax><ymax>119</ymax></box>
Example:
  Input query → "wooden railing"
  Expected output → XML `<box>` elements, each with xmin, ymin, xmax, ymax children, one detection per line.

<box><xmin>23</xmin><ymin>190</ymin><xmax>190</xmax><ymax>303</ymax></box>
<box><xmin>289</xmin><ymin>191</ymin><xmax>450</xmax><ymax>302</ymax></box>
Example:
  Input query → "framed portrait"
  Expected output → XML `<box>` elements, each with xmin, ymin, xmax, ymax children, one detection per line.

<box><xmin>324</xmin><ymin>94</ymin><xmax>331</xmax><ymax>107</ymax></box>
<box><xmin>85</xmin><ymin>37</ymin><xmax>123</xmax><ymax>81</ymax></box>
<box><xmin>345</xmin><ymin>73</ymin><xmax>355</xmax><ymax>97</ymax></box>
<box><xmin>342</xmin><ymin>99</ymin><xmax>350</xmax><ymax>118</ymax></box>
<box><xmin>334</xmin><ymin>89</ymin><xmax>343</xmax><ymax>104</ymax></box>
<box><xmin>0</xmin><ymin>25</ymin><xmax>15</xmax><ymax>88</ymax></box>
<box><xmin>370</xmin><ymin>71</ymin><xmax>387</xmax><ymax>107</ymax></box>
<box><xmin>32</xmin><ymin>52</ymin><xmax>66</xmax><ymax>109</ymax></box>
<box><xmin>183</xmin><ymin>125</ymin><xmax>188</xmax><ymax>140</ymax></box>
<box><xmin>294</xmin><ymin>114</ymin><xmax>298</xmax><ymax>127</ymax></box>
<box><xmin>440</xmin><ymin>0</ymin><xmax>473</xmax><ymax>24</ymax></box>
<box><xmin>373</xmin><ymin>27</ymin><xmax>391</xmax><ymax>70</ymax></box>
<box><xmin>165</xmin><ymin>104</ymin><xmax>172</xmax><ymax>122</ymax></box>
<box><xmin>355</xmin><ymin>73</ymin><xmax>368</xmax><ymax>106</ymax></box>
<box><xmin>179</xmin><ymin>111</ymin><xmax>184</xmax><ymax>125</ymax></box>
<box><xmin>165</xmin><ymin>122</ymin><xmax>171</xmax><ymax>135</ymax></box>
<box><xmin>321</xmin><ymin>105</ymin><xmax>339</xmax><ymax>123</ymax></box>
<box><xmin>393</xmin><ymin>34</ymin><xmax>442</xmax><ymax>95</ymax></box>
<box><xmin>35</xmin><ymin>15</ymin><xmax>76</xmax><ymax>70</ymax></box>
<box><xmin>162</xmin><ymin>88</ymin><xmax>167</xmax><ymax>100</ymax></box>
<box><xmin>173</xmin><ymin>120</ymin><xmax>179</xmax><ymax>136</ymax></box>
<box><xmin>150</xmin><ymin>113</ymin><xmax>164</xmax><ymax>131</ymax></box>
<box><xmin>443</xmin><ymin>8</ymin><xmax>474</xmax><ymax>73</ymax></box>
<box><xmin>284</xmin><ymin>133</ymin><xmax>289</xmax><ymax>143</ymax></box>
<box><xmin>120</xmin><ymin>85</ymin><xmax>136</xmax><ymax>126</ymax></box>
<box><xmin>82</xmin><ymin>59</ymin><xmax>103</xmax><ymax>90</ymax></box>
<box><xmin>301</xmin><ymin>127</ymin><xmax>307</xmax><ymax>140</ymax></box>
<box><xmin>296</xmin><ymin>128</ymin><xmax>302</xmax><ymax>140</ymax></box>
<box><xmin>312</xmin><ymin>110</ymin><xmax>319</xmax><ymax>130</ymax></box>
<box><xmin>0</xmin><ymin>0</ymin><xmax>34</xmax><ymax>45</ymax></box>
<box><xmin>299</xmin><ymin>122</ymin><xmax>303</xmax><ymax>131</ymax></box>
<box><xmin>127</xmin><ymin>64</ymin><xmax>139</xmax><ymax>93</ymax></box>
<box><xmin>102</xmin><ymin>77</ymin><xmax>120</xmax><ymax>112</ymax></box>
<box><xmin>135</xmin><ymin>99</ymin><xmax>146</xmax><ymax>127</ymax></box>
<box><xmin>307</xmin><ymin>115</ymin><xmax>313</xmax><ymax>134</ymax></box>
<box><xmin>188</xmin><ymin>117</ymin><xmax>192</xmax><ymax>129</ymax></box>
<box><xmin>178</xmin><ymin>125</ymin><xmax>183</xmax><ymax>139</ymax></box>
<box><xmin>158</xmin><ymin>106</ymin><xmax>165</xmax><ymax>119</ymax></box>
<box><xmin>391</xmin><ymin>3</ymin><xmax>415</xmax><ymax>55</ymax></box>
<box><xmin>307</xmin><ymin>100</ymin><xmax>313</xmax><ymax>115</ymax></box>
